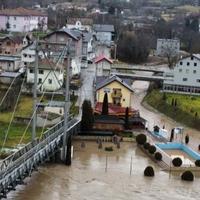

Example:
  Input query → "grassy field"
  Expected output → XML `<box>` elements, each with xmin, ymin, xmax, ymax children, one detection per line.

<box><xmin>0</xmin><ymin>94</ymin><xmax>79</xmax><ymax>149</ymax></box>
<box><xmin>144</xmin><ymin>90</ymin><xmax>200</xmax><ymax>130</ymax></box>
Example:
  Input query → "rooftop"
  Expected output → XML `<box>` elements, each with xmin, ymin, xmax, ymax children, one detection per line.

<box><xmin>94</xmin><ymin>102</ymin><xmax>137</xmax><ymax>116</ymax></box>
<box><xmin>93</xmin><ymin>24</ymin><xmax>115</xmax><ymax>32</ymax></box>
<box><xmin>45</xmin><ymin>27</ymin><xmax>82</xmax><ymax>41</ymax></box>
<box><xmin>94</xmin><ymin>115</ymin><xmax>124</xmax><ymax>124</ymax></box>
<box><xmin>0</xmin><ymin>7</ymin><xmax>47</xmax><ymax>16</ymax></box>
<box><xmin>95</xmin><ymin>55</ymin><xmax>113</xmax><ymax>64</ymax></box>
<box><xmin>0</xmin><ymin>55</ymin><xmax>21</xmax><ymax>61</ymax></box>
<box><xmin>0</xmin><ymin>35</ymin><xmax>24</xmax><ymax>44</ymax></box>
<box><xmin>28</xmin><ymin>59</ymin><xmax>63</xmax><ymax>70</ymax></box>
<box><xmin>67</xmin><ymin>18</ymin><xmax>93</xmax><ymax>25</ymax></box>
<box><xmin>96</xmin><ymin>75</ymin><xmax>134</xmax><ymax>92</ymax></box>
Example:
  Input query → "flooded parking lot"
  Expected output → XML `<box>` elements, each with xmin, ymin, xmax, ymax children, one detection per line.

<box><xmin>7</xmin><ymin>141</ymin><xmax>200</xmax><ymax>200</ymax></box>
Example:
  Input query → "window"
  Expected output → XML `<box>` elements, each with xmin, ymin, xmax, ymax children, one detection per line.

<box><xmin>23</xmin><ymin>54</ymin><xmax>27</xmax><ymax>58</ymax></box>
<box><xmin>193</xmin><ymin>70</ymin><xmax>197</xmax><ymax>74</ymax></box>
<box><xmin>29</xmin><ymin>55</ymin><xmax>31</xmax><ymax>58</ymax></box>
<box><xmin>38</xmin><ymin>78</ymin><xmax>42</xmax><ymax>84</ymax></box>
<box><xmin>194</xmin><ymin>63</ymin><xmax>197</xmax><ymax>66</ymax></box>
<box><xmin>179</xmin><ymin>69</ymin><xmax>182</xmax><ymax>72</ymax></box>
<box><xmin>187</xmin><ymin>62</ymin><xmax>190</xmax><ymax>66</ymax></box>
<box><xmin>30</xmin><ymin>69</ymin><xmax>34</xmax><ymax>73</ymax></box>
<box><xmin>48</xmin><ymin>79</ymin><xmax>52</xmax><ymax>84</ymax></box>
<box><xmin>191</xmin><ymin>56</ymin><xmax>194</xmax><ymax>60</ymax></box>
<box><xmin>7</xmin><ymin>41</ymin><xmax>11</xmax><ymax>46</ymax></box>
<box><xmin>183</xmin><ymin>78</ymin><xmax>187</xmax><ymax>81</ymax></box>
<box><xmin>180</xmin><ymin>61</ymin><xmax>183</xmax><ymax>65</ymax></box>
<box><xmin>14</xmin><ymin>16</ymin><xmax>16</xmax><ymax>20</ymax></box>
<box><xmin>197</xmin><ymin>79</ymin><xmax>200</xmax><ymax>83</ymax></box>
<box><xmin>39</xmin><ymin>69</ymin><xmax>44</xmax><ymax>74</ymax></box>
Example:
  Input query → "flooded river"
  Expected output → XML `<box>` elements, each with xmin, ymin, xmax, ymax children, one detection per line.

<box><xmin>7</xmin><ymin>81</ymin><xmax>200</xmax><ymax>200</ymax></box>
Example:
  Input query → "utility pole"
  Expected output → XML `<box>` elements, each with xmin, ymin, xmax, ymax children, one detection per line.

<box><xmin>32</xmin><ymin>40</ymin><xmax>39</xmax><ymax>141</ymax></box>
<box><xmin>62</xmin><ymin>39</ymin><xmax>71</xmax><ymax>163</ymax></box>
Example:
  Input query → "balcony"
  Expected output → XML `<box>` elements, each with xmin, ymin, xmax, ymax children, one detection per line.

<box><xmin>111</xmin><ymin>91</ymin><xmax>122</xmax><ymax>98</ymax></box>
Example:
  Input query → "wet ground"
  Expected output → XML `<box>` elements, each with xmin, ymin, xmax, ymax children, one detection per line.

<box><xmin>6</xmin><ymin>78</ymin><xmax>200</xmax><ymax>199</ymax></box>
<box><xmin>6</xmin><ymin>141</ymin><xmax>200</xmax><ymax>200</ymax></box>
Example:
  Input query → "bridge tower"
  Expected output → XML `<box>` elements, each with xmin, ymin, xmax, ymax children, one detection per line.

<box><xmin>62</xmin><ymin>39</ymin><xmax>72</xmax><ymax>165</ymax></box>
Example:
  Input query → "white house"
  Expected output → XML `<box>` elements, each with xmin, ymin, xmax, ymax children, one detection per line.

<box><xmin>0</xmin><ymin>55</ymin><xmax>21</xmax><ymax>72</ymax></box>
<box><xmin>95</xmin><ymin>55</ymin><xmax>113</xmax><ymax>77</ymax></box>
<box><xmin>82</xmin><ymin>32</ymin><xmax>96</xmax><ymax>61</ymax></box>
<box><xmin>93</xmin><ymin>24</ymin><xmax>115</xmax><ymax>46</ymax></box>
<box><xmin>67</xmin><ymin>18</ymin><xmax>93</xmax><ymax>32</ymax></box>
<box><xmin>27</xmin><ymin>60</ymin><xmax>64</xmax><ymax>92</ymax></box>
<box><xmin>0</xmin><ymin>7</ymin><xmax>48</xmax><ymax>32</ymax></box>
<box><xmin>156</xmin><ymin>38</ymin><xmax>180</xmax><ymax>56</ymax></box>
<box><xmin>21</xmin><ymin>42</ymin><xmax>44</xmax><ymax>68</ymax></box>
<box><xmin>163</xmin><ymin>54</ymin><xmax>200</xmax><ymax>95</ymax></box>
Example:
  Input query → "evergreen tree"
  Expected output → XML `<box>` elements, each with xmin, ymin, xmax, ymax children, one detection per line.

<box><xmin>162</xmin><ymin>92</ymin><xmax>167</xmax><ymax>101</ymax></box>
<box><xmin>174</xmin><ymin>98</ymin><xmax>177</xmax><ymax>107</ymax></box>
<box><xmin>102</xmin><ymin>93</ymin><xmax>109</xmax><ymax>115</ymax></box>
<box><xmin>171</xmin><ymin>98</ymin><xmax>174</xmax><ymax>106</ymax></box>
<box><xmin>81</xmin><ymin>100</ymin><xmax>94</xmax><ymax>131</ymax></box>
<box><xmin>124</xmin><ymin>107</ymin><xmax>129</xmax><ymax>129</ymax></box>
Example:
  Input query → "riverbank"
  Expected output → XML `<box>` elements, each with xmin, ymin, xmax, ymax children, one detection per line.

<box><xmin>143</xmin><ymin>89</ymin><xmax>200</xmax><ymax>131</ymax></box>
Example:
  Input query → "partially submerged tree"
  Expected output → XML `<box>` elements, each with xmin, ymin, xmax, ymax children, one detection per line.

<box><xmin>81</xmin><ymin>100</ymin><xmax>94</xmax><ymax>131</ymax></box>
<box><xmin>102</xmin><ymin>93</ymin><xmax>109</xmax><ymax>115</ymax></box>
<box><xmin>124</xmin><ymin>107</ymin><xmax>129</xmax><ymax>129</ymax></box>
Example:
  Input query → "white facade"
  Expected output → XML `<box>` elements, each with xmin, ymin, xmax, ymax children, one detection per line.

<box><xmin>163</xmin><ymin>54</ymin><xmax>200</xmax><ymax>95</ymax></box>
<box><xmin>0</xmin><ymin>56</ymin><xmax>21</xmax><ymax>72</ymax></box>
<box><xmin>96</xmin><ymin>32</ymin><xmax>112</xmax><ymax>45</ymax></box>
<box><xmin>0</xmin><ymin>7</ymin><xmax>48</xmax><ymax>32</ymax></box>
<box><xmin>96</xmin><ymin>60</ymin><xmax>112</xmax><ymax>76</ymax></box>
<box><xmin>67</xmin><ymin>21</ymin><xmax>91</xmax><ymax>32</ymax></box>
<box><xmin>27</xmin><ymin>67</ymin><xmax>63</xmax><ymax>91</ymax></box>
<box><xmin>156</xmin><ymin>38</ymin><xmax>180</xmax><ymax>56</ymax></box>
<box><xmin>21</xmin><ymin>43</ymin><xmax>36</xmax><ymax>67</ymax></box>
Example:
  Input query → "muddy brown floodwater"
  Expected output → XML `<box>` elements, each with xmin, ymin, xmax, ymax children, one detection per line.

<box><xmin>7</xmin><ymin>81</ymin><xmax>200</xmax><ymax>200</ymax></box>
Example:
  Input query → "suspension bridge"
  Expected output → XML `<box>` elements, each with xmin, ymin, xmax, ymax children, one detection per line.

<box><xmin>0</xmin><ymin>39</ymin><xmax>81</xmax><ymax>198</ymax></box>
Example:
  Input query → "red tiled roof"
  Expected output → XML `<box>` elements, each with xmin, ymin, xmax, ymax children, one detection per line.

<box><xmin>94</xmin><ymin>55</ymin><xmax>113</xmax><ymax>64</ymax></box>
<box><xmin>0</xmin><ymin>7</ymin><xmax>47</xmax><ymax>16</ymax></box>
<box><xmin>94</xmin><ymin>102</ymin><xmax>138</xmax><ymax>116</ymax></box>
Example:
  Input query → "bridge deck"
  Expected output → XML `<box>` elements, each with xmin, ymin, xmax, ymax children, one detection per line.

<box><xmin>0</xmin><ymin>119</ymin><xmax>81</xmax><ymax>198</ymax></box>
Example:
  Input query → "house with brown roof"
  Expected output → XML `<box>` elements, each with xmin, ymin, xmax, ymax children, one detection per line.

<box><xmin>0</xmin><ymin>7</ymin><xmax>48</xmax><ymax>32</ymax></box>
<box><xmin>0</xmin><ymin>36</ymin><xmax>24</xmax><ymax>55</ymax></box>
<box><xmin>43</xmin><ymin>27</ymin><xmax>83</xmax><ymax>75</ymax></box>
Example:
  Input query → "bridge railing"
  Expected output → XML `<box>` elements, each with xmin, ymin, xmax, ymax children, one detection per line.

<box><xmin>0</xmin><ymin>119</ymin><xmax>80</xmax><ymax>173</ymax></box>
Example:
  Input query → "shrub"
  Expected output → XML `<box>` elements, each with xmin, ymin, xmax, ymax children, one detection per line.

<box><xmin>143</xmin><ymin>142</ymin><xmax>150</xmax><ymax>150</ymax></box>
<box><xmin>136</xmin><ymin>134</ymin><xmax>147</xmax><ymax>145</ymax></box>
<box><xmin>144</xmin><ymin>166</ymin><xmax>155</xmax><ymax>177</ymax></box>
<box><xmin>181</xmin><ymin>171</ymin><xmax>194</xmax><ymax>181</ymax></box>
<box><xmin>172</xmin><ymin>157</ymin><xmax>182</xmax><ymax>167</ymax></box>
<box><xmin>154</xmin><ymin>152</ymin><xmax>162</xmax><ymax>161</ymax></box>
<box><xmin>148</xmin><ymin>145</ymin><xmax>156</xmax><ymax>154</ymax></box>
<box><xmin>195</xmin><ymin>160</ymin><xmax>200</xmax><ymax>167</ymax></box>
<box><xmin>105</xmin><ymin>146</ymin><xmax>113</xmax><ymax>151</ymax></box>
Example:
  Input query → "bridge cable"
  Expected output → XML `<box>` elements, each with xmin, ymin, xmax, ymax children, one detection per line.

<box><xmin>0</xmin><ymin>74</ymin><xmax>26</xmax><ymax>151</ymax></box>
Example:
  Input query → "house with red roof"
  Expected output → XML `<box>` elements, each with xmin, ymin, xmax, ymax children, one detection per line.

<box><xmin>95</xmin><ymin>54</ymin><xmax>113</xmax><ymax>76</ymax></box>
